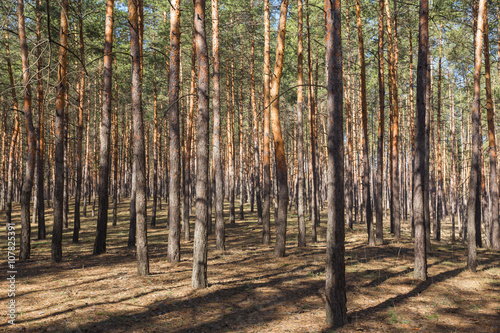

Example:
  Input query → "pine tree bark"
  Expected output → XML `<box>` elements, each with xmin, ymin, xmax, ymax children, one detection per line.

<box><xmin>271</xmin><ymin>0</ymin><xmax>290</xmax><ymax>258</ymax></box>
<box><xmin>212</xmin><ymin>0</ymin><xmax>224</xmax><ymax>251</ymax></box>
<box><xmin>484</xmin><ymin>8</ymin><xmax>499</xmax><ymax>250</ymax></box>
<box><xmin>434</xmin><ymin>25</ymin><xmax>444</xmax><ymax>241</ymax></box>
<box><xmin>262</xmin><ymin>0</ymin><xmax>271</xmax><ymax>245</ymax></box>
<box><xmin>414</xmin><ymin>0</ymin><xmax>428</xmax><ymax>281</ymax></box>
<box><xmin>355</xmin><ymin>0</ymin><xmax>374</xmax><ymax>245</ymax></box>
<box><xmin>5</xmin><ymin>31</ymin><xmax>20</xmax><ymax>229</ymax></box>
<box><xmin>94</xmin><ymin>0</ymin><xmax>114</xmax><ymax>255</ymax></box>
<box><xmin>129</xmin><ymin>0</ymin><xmax>149</xmax><ymax>275</ymax></box>
<box><xmin>52</xmin><ymin>0</ymin><xmax>69</xmax><ymax>263</ymax></box>
<box><xmin>168</xmin><ymin>0</ymin><xmax>181</xmax><ymax>263</ymax></box>
<box><xmin>35</xmin><ymin>0</ymin><xmax>46</xmax><ymax>240</ymax></box>
<box><xmin>74</xmin><ymin>0</ymin><xmax>86</xmax><ymax>243</ymax></box>
<box><xmin>192</xmin><ymin>0</ymin><xmax>210</xmax><ymax>288</ymax></box>
<box><xmin>325</xmin><ymin>0</ymin><xmax>347</xmax><ymax>326</ymax></box>
<box><xmin>296</xmin><ymin>0</ymin><xmax>306</xmax><ymax>247</ymax></box>
<box><xmin>375</xmin><ymin>0</ymin><xmax>385</xmax><ymax>245</ymax></box>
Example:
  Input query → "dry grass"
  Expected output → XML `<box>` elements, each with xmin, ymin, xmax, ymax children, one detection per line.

<box><xmin>1</xmin><ymin>198</ymin><xmax>499</xmax><ymax>332</ymax></box>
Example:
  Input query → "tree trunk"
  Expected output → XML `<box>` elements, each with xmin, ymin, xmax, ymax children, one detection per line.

<box><xmin>212</xmin><ymin>0</ymin><xmax>224</xmax><ymax>251</ymax></box>
<box><xmin>35</xmin><ymin>0</ymin><xmax>46</xmax><ymax>240</ymax></box>
<box><xmin>129</xmin><ymin>0</ymin><xmax>149</xmax><ymax>275</ymax></box>
<box><xmin>52</xmin><ymin>0</ymin><xmax>69</xmax><ymax>263</ymax></box>
<box><xmin>414</xmin><ymin>0</ymin><xmax>428</xmax><ymax>281</ymax></box>
<box><xmin>355</xmin><ymin>0</ymin><xmax>374</xmax><ymax>245</ymax></box>
<box><xmin>296</xmin><ymin>0</ymin><xmax>306</xmax><ymax>247</ymax></box>
<box><xmin>262</xmin><ymin>0</ymin><xmax>271</xmax><ymax>245</ymax></box>
<box><xmin>74</xmin><ymin>0</ymin><xmax>86</xmax><ymax>243</ymax></box>
<box><xmin>434</xmin><ymin>25</ymin><xmax>444</xmax><ymax>241</ymax></box>
<box><xmin>94</xmin><ymin>0</ymin><xmax>114</xmax><ymax>255</ymax></box>
<box><xmin>168</xmin><ymin>0</ymin><xmax>181</xmax><ymax>263</ymax></box>
<box><xmin>484</xmin><ymin>8</ymin><xmax>499</xmax><ymax>250</ymax></box>
<box><xmin>271</xmin><ymin>0</ymin><xmax>290</xmax><ymax>258</ymax></box>
<box><xmin>192</xmin><ymin>0</ymin><xmax>210</xmax><ymax>288</ymax></box>
<box><xmin>4</xmin><ymin>31</ymin><xmax>20</xmax><ymax>230</ymax></box>
<box><xmin>325</xmin><ymin>0</ymin><xmax>347</xmax><ymax>326</ymax></box>
<box><xmin>375</xmin><ymin>0</ymin><xmax>385</xmax><ymax>245</ymax></box>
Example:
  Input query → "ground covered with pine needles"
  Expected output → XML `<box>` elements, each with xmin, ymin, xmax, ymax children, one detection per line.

<box><xmin>1</xmin><ymin>199</ymin><xmax>499</xmax><ymax>332</ymax></box>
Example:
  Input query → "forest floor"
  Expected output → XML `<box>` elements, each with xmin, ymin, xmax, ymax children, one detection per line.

<box><xmin>1</xmin><ymin>198</ymin><xmax>499</xmax><ymax>333</ymax></box>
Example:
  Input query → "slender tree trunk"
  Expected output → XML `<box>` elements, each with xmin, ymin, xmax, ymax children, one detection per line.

<box><xmin>212</xmin><ymin>0</ymin><xmax>224</xmax><ymax>251</ymax></box>
<box><xmin>449</xmin><ymin>70</ymin><xmax>457</xmax><ymax>242</ymax></box>
<box><xmin>192</xmin><ymin>0</ymin><xmax>209</xmax><ymax>288</ymax></box>
<box><xmin>325</xmin><ymin>0</ymin><xmax>347</xmax><ymax>326</ymax></box>
<box><xmin>484</xmin><ymin>9</ymin><xmax>499</xmax><ymax>250</ymax></box>
<box><xmin>74</xmin><ymin>0</ymin><xmax>86</xmax><ymax>243</ymax></box>
<box><xmin>414</xmin><ymin>0</ymin><xmax>428</xmax><ymax>281</ymax></box>
<box><xmin>375</xmin><ymin>0</ymin><xmax>385</xmax><ymax>245</ymax></box>
<box><xmin>94</xmin><ymin>0</ymin><xmax>114</xmax><ymax>255</ymax></box>
<box><xmin>52</xmin><ymin>0</ymin><xmax>69</xmax><ymax>263</ymax></box>
<box><xmin>467</xmin><ymin>0</ymin><xmax>486</xmax><ymax>271</ymax></box>
<box><xmin>129</xmin><ymin>0</ymin><xmax>149</xmax><ymax>275</ymax></box>
<box><xmin>5</xmin><ymin>31</ymin><xmax>20</xmax><ymax>229</ymax></box>
<box><xmin>434</xmin><ymin>25</ymin><xmax>443</xmax><ymax>241</ymax></box>
<box><xmin>35</xmin><ymin>0</ymin><xmax>46</xmax><ymax>240</ymax></box>
<box><xmin>355</xmin><ymin>0</ymin><xmax>373</xmax><ymax>245</ymax></box>
<box><xmin>112</xmin><ymin>58</ymin><xmax>119</xmax><ymax>226</ymax></box>
<box><xmin>271</xmin><ymin>0</ymin><xmax>290</xmax><ymax>258</ymax></box>
<box><xmin>296</xmin><ymin>0</ymin><xmax>306</xmax><ymax>247</ymax></box>
<box><xmin>262</xmin><ymin>0</ymin><xmax>271</xmax><ymax>245</ymax></box>
<box><xmin>168</xmin><ymin>0</ymin><xmax>181</xmax><ymax>263</ymax></box>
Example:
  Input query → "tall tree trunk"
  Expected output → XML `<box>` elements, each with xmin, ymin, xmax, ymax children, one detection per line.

<box><xmin>35</xmin><ymin>0</ymin><xmax>46</xmax><ymax>240</ymax></box>
<box><xmin>227</xmin><ymin>60</ymin><xmax>236</xmax><ymax>225</ymax></box>
<box><xmin>52</xmin><ymin>0</ymin><xmax>69</xmax><ymax>263</ymax></box>
<box><xmin>4</xmin><ymin>31</ymin><xmax>20</xmax><ymax>229</ymax></box>
<box><xmin>296</xmin><ymin>0</ymin><xmax>306</xmax><ymax>247</ymax></box>
<box><xmin>262</xmin><ymin>0</ymin><xmax>271</xmax><ymax>245</ymax></box>
<box><xmin>94</xmin><ymin>0</ymin><xmax>114</xmax><ymax>255</ymax></box>
<box><xmin>355</xmin><ymin>0</ymin><xmax>373</xmax><ymax>245</ymax></box>
<box><xmin>18</xmin><ymin>0</ymin><xmax>36</xmax><ymax>261</ymax></box>
<box><xmin>112</xmin><ymin>58</ymin><xmax>119</xmax><ymax>226</ymax></box>
<box><xmin>129</xmin><ymin>0</ymin><xmax>149</xmax><ymax>275</ymax></box>
<box><xmin>168</xmin><ymin>0</ymin><xmax>181</xmax><ymax>263</ymax></box>
<box><xmin>192</xmin><ymin>0</ymin><xmax>210</xmax><ymax>288</ymax></box>
<box><xmin>74</xmin><ymin>0</ymin><xmax>86</xmax><ymax>243</ymax></box>
<box><xmin>467</xmin><ymin>0</ymin><xmax>486</xmax><ymax>272</ymax></box>
<box><xmin>375</xmin><ymin>0</ymin><xmax>385</xmax><ymax>245</ymax></box>
<box><xmin>434</xmin><ymin>25</ymin><xmax>443</xmax><ymax>241</ymax></box>
<box><xmin>212</xmin><ymin>0</ymin><xmax>224</xmax><ymax>251</ymax></box>
<box><xmin>449</xmin><ymin>69</ymin><xmax>457</xmax><ymax>242</ymax></box>
<box><xmin>271</xmin><ymin>0</ymin><xmax>290</xmax><ymax>258</ymax></box>
<box><xmin>485</xmin><ymin>8</ymin><xmax>499</xmax><ymax>250</ymax></box>
<box><xmin>306</xmin><ymin>0</ymin><xmax>319</xmax><ymax>242</ymax></box>
<box><xmin>325</xmin><ymin>0</ymin><xmax>347</xmax><ymax>326</ymax></box>
<box><xmin>414</xmin><ymin>0</ymin><xmax>428</xmax><ymax>281</ymax></box>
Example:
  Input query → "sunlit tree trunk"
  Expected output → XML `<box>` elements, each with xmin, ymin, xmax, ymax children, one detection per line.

<box><xmin>296</xmin><ymin>0</ymin><xmax>306</xmax><ymax>247</ymax></box>
<box><xmin>375</xmin><ymin>0</ymin><xmax>385</xmax><ymax>245</ymax></box>
<box><xmin>271</xmin><ymin>0</ymin><xmax>290</xmax><ymax>258</ymax></box>
<box><xmin>212</xmin><ymin>0</ymin><xmax>224</xmax><ymax>251</ymax></box>
<box><xmin>129</xmin><ymin>0</ymin><xmax>149</xmax><ymax>275</ymax></box>
<box><xmin>95</xmin><ymin>0</ymin><xmax>114</xmax><ymax>255</ymax></box>
<box><xmin>74</xmin><ymin>0</ymin><xmax>86</xmax><ymax>243</ymax></box>
<box><xmin>434</xmin><ymin>25</ymin><xmax>444</xmax><ymax>241</ymax></box>
<box><xmin>484</xmin><ymin>8</ymin><xmax>499</xmax><ymax>250</ymax></box>
<box><xmin>325</xmin><ymin>0</ymin><xmax>347</xmax><ymax>326</ymax></box>
<box><xmin>168</xmin><ymin>0</ymin><xmax>181</xmax><ymax>263</ymax></box>
<box><xmin>4</xmin><ymin>31</ymin><xmax>20</xmax><ymax>229</ymax></box>
<box><xmin>52</xmin><ymin>0</ymin><xmax>69</xmax><ymax>263</ymax></box>
<box><xmin>262</xmin><ymin>0</ymin><xmax>271</xmax><ymax>245</ymax></box>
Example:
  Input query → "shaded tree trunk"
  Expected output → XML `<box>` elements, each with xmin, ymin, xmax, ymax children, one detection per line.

<box><xmin>168</xmin><ymin>0</ymin><xmax>181</xmax><ymax>263</ymax></box>
<box><xmin>94</xmin><ymin>0</ymin><xmax>114</xmax><ymax>255</ymax></box>
<box><xmin>414</xmin><ymin>0</ymin><xmax>428</xmax><ymax>281</ymax></box>
<box><xmin>129</xmin><ymin>0</ymin><xmax>149</xmax><ymax>275</ymax></box>
<box><xmin>52</xmin><ymin>0</ymin><xmax>69</xmax><ymax>263</ymax></box>
<box><xmin>271</xmin><ymin>0</ymin><xmax>290</xmax><ymax>258</ymax></box>
<box><xmin>325</xmin><ymin>0</ymin><xmax>347</xmax><ymax>326</ymax></box>
<box><xmin>262</xmin><ymin>0</ymin><xmax>271</xmax><ymax>245</ymax></box>
<box><xmin>192</xmin><ymin>0</ymin><xmax>210</xmax><ymax>288</ymax></box>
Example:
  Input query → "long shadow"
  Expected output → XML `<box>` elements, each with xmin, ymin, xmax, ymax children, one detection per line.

<box><xmin>32</xmin><ymin>270</ymin><xmax>324</xmax><ymax>332</ymax></box>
